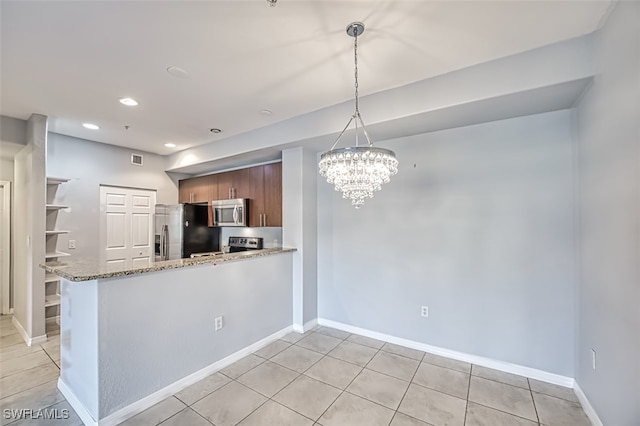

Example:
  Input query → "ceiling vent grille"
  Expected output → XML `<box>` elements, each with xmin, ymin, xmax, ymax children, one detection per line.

<box><xmin>131</xmin><ymin>154</ymin><xmax>143</xmax><ymax>166</ymax></box>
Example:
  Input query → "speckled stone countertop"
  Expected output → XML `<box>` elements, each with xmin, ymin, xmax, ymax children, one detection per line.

<box><xmin>41</xmin><ymin>248</ymin><xmax>297</xmax><ymax>282</ymax></box>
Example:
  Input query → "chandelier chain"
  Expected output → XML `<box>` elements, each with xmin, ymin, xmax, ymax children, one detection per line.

<box><xmin>354</xmin><ymin>30</ymin><xmax>359</xmax><ymax>116</ymax></box>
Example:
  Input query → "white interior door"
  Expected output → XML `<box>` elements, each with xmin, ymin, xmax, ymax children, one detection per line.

<box><xmin>100</xmin><ymin>186</ymin><xmax>156</xmax><ymax>271</ymax></box>
<box><xmin>0</xmin><ymin>181</ymin><xmax>10</xmax><ymax>314</ymax></box>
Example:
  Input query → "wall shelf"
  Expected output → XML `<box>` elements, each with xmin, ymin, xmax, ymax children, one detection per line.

<box><xmin>45</xmin><ymin>230</ymin><xmax>69</xmax><ymax>235</ymax></box>
<box><xmin>45</xmin><ymin>251</ymin><xmax>70</xmax><ymax>260</ymax></box>
<box><xmin>44</xmin><ymin>294</ymin><xmax>61</xmax><ymax>307</ymax></box>
<box><xmin>45</xmin><ymin>177</ymin><xmax>70</xmax><ymax>332</ymax></box>
<box><xmin>46</xmin><ymin>204</ymin><xmax>68</xmax><ymax>210</ymax></box>
<box><xmin>47</xmin><ymin>177</ymin><xmax>70</xmax><ymax>185</ymax></box>
<box><xmin>45</xmin><ymin>273</ymin><xmax>60</xmax><ymax>283</ymax></box>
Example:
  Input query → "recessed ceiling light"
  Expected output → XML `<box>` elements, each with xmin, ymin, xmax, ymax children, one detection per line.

<box><xmin>164</xmin><ymin>143</ymin><xmax>176</xmax><ymax>148</ymax></box>
<box><xmin>210</xmin><ymin>128</ymin><xmax>222</xmax><ymax>134</ymax></box>
<box><xmin>119</xmin><ymin>97</ymin><xmax>139</xmax><ymax>106</ymax></box>
<box><xmin>167</xmin><ymin>66</ymin><xmax>189</xmax><ymax>79</ymax></box>
<box><xmin>260</xmin><ymin>109</ymin><xmax>273</xmax><ymax>116</ymax></box>
<box><xmin>83</xmin><ymin>123</ymin><xmax>100</xmax><ymax>130</ymax></box>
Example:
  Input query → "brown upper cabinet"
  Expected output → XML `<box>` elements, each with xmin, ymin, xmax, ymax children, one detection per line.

<box><xmin>218</xmin><ymin>168</ymin><xmax>250</xmax><ymax>200</ymax></box>
<box><xmin>248</xmin><ymin>164</ymin><xmax>283</xmax><ymax>227</ymax></box>
<box><xmin>178</xmin><ymin>174</ymin><xmax>215</xmax><ymax>204</ymax></box>
<box><xmin>260</xmin><ymin>163</ymin><xmax>282</xmax><ymax>227</ymax></box>
<box><xmin>178</xmin><ymin>162</ymin><xmax>282</xmax><ymax>227</ymax></box>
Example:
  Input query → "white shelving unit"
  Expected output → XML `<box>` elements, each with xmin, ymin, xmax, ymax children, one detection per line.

<box><xmin>45</xmin><ymin>177</ymin><xmax>70</xmax><ymax>326</ymax></box>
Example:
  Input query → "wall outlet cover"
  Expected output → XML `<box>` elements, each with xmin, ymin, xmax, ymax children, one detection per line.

<box><xmin>421</xmin><ymin>306</ymin><xmax>429</xmax><ymax>317</ymax></box>
<box><xmin>215</xmin><ymin>316</ymin><xmax>224</xmax><ymax>331</ymax></box>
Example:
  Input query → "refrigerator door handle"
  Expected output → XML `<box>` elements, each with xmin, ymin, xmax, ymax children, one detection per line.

<box><xmin>158</xmin><ymin>230</ymin><xmax>163</xmax><ymax>260</ymax></box>
<box><xmin>160</xmin><ymin>225</ymin><xmax>166</xmax><ymax>260</ymax></box>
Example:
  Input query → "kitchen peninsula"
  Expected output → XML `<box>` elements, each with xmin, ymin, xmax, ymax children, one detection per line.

<box><xmin>42</xmin><ymin>248</ymin><xmax>296</xmax><ymax>426</ymax></box>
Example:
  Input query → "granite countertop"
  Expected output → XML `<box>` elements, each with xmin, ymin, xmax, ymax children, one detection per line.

<box><xmin>41</xmin><ymin>248</ymin><xmax>296</xmax><ymax>282</ymax></box>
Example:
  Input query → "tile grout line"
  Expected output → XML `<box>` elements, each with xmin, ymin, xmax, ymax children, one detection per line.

<box><xmin>265</xmin><ymin>333</ymin><xmax>347</xmax><ymax>423</ymax></box>
<box><xmin>463</xmin><ymin>365</ymin><xmax>472</xmax><ymax>425</ymax></box>
<box><xmin>392</xmin><ymin>348</ymin><xmax>426</xmax><ymax>425</ymax></box>
<box><xmin>528</xmin><ymin>377</ymin><xmax>542</xmax><ymax>425</ymax></box>
<box><xmin>247</xmin><ymin>329</ymin><xmax>349</xmax><ymax>425</ymax></box>
<box><xmin>309</xmin><ymin>335</ymin><xmax>387</xmax><ymax>424</ymax></box>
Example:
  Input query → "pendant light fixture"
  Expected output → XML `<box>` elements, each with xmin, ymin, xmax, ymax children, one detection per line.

<box><xmin>319</xmin><ymin>22</ymin><xmax>398</xmax><ymax>209</ymax></box>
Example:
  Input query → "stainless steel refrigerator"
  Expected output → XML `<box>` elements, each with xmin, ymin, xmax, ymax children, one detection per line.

<box><xmin>155</xmin><ymin>204</ymin><xmax>219</xmax><ymax>260</ymax></box>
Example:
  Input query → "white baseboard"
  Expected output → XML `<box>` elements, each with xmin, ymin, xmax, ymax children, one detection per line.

<box><xmin>58</xmin><ymin>378</ymin><xmax>98</xmax><ymax>426</ymax></box>
<box><xmin>318</xmin><ymin>318</ymin><xmax>575</xmax><ymax>388</ymax></box>
<box><xmin>574</xmin><ymin>381</ymin><xmax>603</xmax><ymax>426</ymax></box>
<box><xmin>292</xmin><ymin>318</ymin><xmax>318</xmax><ymax>333</ymax></box>
<box><xmin>63</xmin><ymin>325</ymin><xmax>293</xmax><ymax>426</ymax></box>
<box><xmin>11</xmin><ymin>316</ymin><xmax>48</xmax><ymax>347</ymax></box>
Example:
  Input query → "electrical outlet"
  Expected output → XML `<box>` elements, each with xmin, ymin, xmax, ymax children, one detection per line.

<box><xmin>68</xmin><ymin>240</ymin><xmax>76</xmax><ymax>249</ymax></box>
<box><xmin>421</xmin><ymin>306</ymin><xmax>429</xmax><ymax>317</ymax></box>
<box><xmin>591</xmin><ymin>348</ymin><xmax>596</xmax><ymax>370</ymax></box>
<box><xmin>214</xmin><ymin>316</ymin><xmax>224</xmax><ymax>331</ymax></box>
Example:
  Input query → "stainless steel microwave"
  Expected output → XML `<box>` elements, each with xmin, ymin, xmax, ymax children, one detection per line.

<box><xmin>211</xmin><ymin>198</ymin><xmax>248</xmax><ymax>227</ymax></box>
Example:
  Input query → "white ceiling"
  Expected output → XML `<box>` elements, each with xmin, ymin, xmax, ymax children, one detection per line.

<box><xmin>1</xmin><ymin>0</ymin><xmax>610</xmax><ymax>156</ymax></box>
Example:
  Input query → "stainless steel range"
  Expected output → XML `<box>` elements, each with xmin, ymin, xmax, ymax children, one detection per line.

<box><xmin>228</xmin><ymin>237</ymin><xmax>264</xmax><ymax>253</ymax></box>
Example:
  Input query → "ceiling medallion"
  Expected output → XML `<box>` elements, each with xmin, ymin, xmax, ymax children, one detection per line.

<box><xmin>319</xmin><ymin>22</ymin><xmax>398</xmax><ymax>209</ymax></box>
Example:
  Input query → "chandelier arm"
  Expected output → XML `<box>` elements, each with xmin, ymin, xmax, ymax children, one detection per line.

<box><xmin>355</xmin><ymin>112</ymin><xmax>373</xmax><ymax>147</ymax></box>
<box><xmin>329</xmin><ymin>115</ymin><xmax>356</xmax><ymax>151</ymax></box>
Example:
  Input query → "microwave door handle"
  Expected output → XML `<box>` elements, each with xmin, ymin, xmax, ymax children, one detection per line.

<box><xmin>233</xmin><ymin>205</ymin><xmax>239</xmax><ymax>224</ymax></box>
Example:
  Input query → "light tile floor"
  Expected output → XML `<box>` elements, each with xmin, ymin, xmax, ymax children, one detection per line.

<box><xmin>0</xmin><ymin>316</ymin><xmax>592</xmax><ymax>426</ymax></box>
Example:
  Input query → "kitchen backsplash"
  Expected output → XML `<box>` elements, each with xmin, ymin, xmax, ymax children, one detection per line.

<box><xmin>219</xmin><ymin>227</ymin><xmax>283</xmax><ymax>248</ymax></box>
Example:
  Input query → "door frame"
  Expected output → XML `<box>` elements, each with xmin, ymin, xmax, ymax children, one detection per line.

<box><xmin>0</xmin><ymin>181</ymin><xmax>11</xmax><ymax>315</ymax></box>
<box><xmin>99</xmin><ymin>184</ymin><xmax>156</xmax><ymax>267</ymax></box>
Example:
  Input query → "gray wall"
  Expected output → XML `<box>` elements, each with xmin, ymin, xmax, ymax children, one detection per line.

<box><xmin>13</xmin><ymin>114</ymin><xmax>47</xmax><ymax>339</ymax></box>
<box><xmin>0</xmin><ymin>158</ymin><xmax>14</xmax><ymax>182</ymax></box>
<box><xmin>47</xmin><ymin>133</ymin><xmax>180</xmax><ymax>261</ymax></box>
<box><xmin>574</xmin><ymin>2</ymin><xmax>640</xmax><ymax>425</ymax></box>
<box><xmin>318</xmin><ymin>110</ymin><xmax>576</xmax><ymax>376</ymax></box>
<box><xmin>283</xmin><ymin>147</ymin><xmax>318</xmax><ymax>329</ymax></box>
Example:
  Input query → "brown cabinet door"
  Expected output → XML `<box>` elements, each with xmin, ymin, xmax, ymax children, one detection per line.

<box><xmin>191</xmin><ymin>175</ymin><xmax>212</xmax><ymax>203</ymax></box>
<box><xmin>216</xmin><ymin>171</ymin><xmax>233</xmax><ymax>200</ymax></box>
<box><xmin>262</xmin><ymin>162</ymin><xmax>282</xmax><ymax>227</ymax></box>
<box><xmin>231</xmin><ymin>168</ymin><xmax>251</xmax><ymax>199</ymax></box>
<box><xmin>248</xmin><ymin>166</ymin><xmax>265</xmax><ymax>227</ymax></box>
<box><xmin>178</xmin><ymin>178</ymin><xmax>195</xmax><ymax>203</ymax></box>
<box><xmin>178</xmin><ymin>175</ymin><xmax>216</xmax><ymax>204</ymax></box>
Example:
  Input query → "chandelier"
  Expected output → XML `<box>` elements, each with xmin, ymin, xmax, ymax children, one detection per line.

<box><xmin>319</xmin><ymin>22</ymin><xmax>398</xmax><ymax>209</ymax></box>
